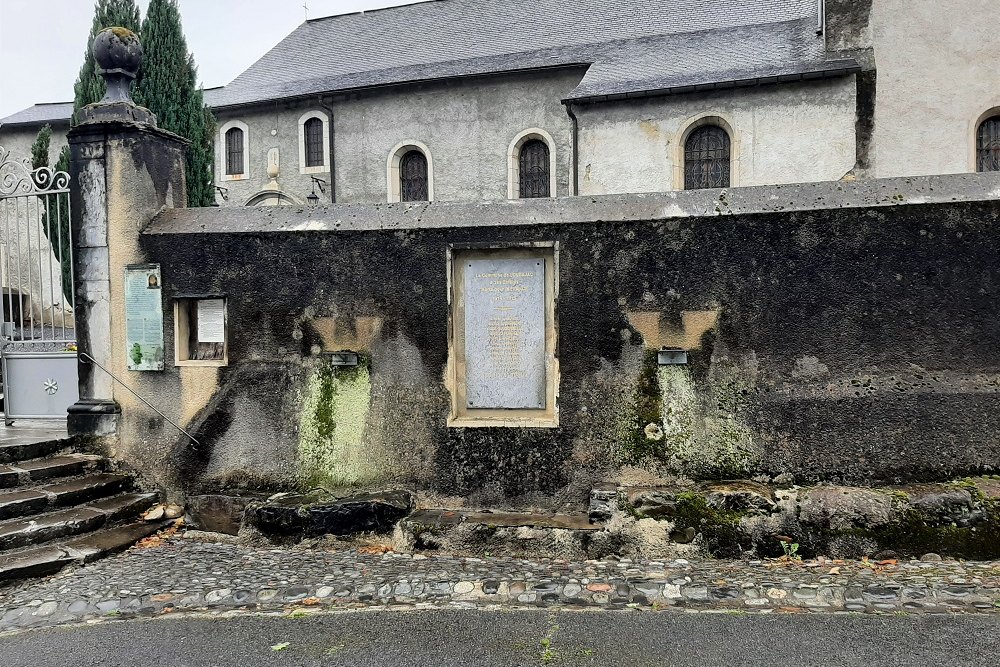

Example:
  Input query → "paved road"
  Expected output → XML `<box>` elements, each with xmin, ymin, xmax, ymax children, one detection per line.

<box><xmin>1</xmin><ymin>608</ymin><xmax>997</xmax><ymax>667</ymax></box>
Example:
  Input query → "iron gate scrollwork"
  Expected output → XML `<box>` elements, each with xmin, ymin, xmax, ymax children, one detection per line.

<box><xmin>0</xmin><ymin>146</ymin><xmax>78</xmax><ymax>423</ymax></box>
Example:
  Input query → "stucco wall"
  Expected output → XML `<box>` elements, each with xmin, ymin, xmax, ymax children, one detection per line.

<box><xmin>870</xmin><ymin>0</ymin><xmax>1000</xmax><ymax>177</ymax></box>
<box><xmin>119</xmin><ymin>174</ymin><xmax>1000</xmax><ymax>509</ymax></box>
<box><xmin>214</xmin><ymin>69</ymin><xmax>584</xmax><ymax>206</ymax></box>
<box><xmin>0</xmin><ymin>124</ymin><xmax>69</xmax><ymax>166</ymax></box>
<box><xmin>575</xmin><ymin>78</ymin><xmax>858</xmax><ymax>195</ymax></box>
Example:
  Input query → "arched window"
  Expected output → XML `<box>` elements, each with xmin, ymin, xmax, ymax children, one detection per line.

<box><xmin>303</xmin><ymin>117</ymin><xmax>324</xmax><ymax>168</ymax></box>
<box><xmin>684</xmin><ymin>125</ymin><xmax>731</xmax><ymax>189</ymax></box>
<box><xmin>518</xmin><ymin>139</ymin><xmax>551</xmax><ymax>198</ymax></box>
<box><xmin>225</xmin><ymin>127</ymin><xmax>245</xmax><ymax>176</ymax></box>
<box><xmin>977</xmin><ymin>115</ymin><xmax>1000</xmax><ymax>172</ymax></box>
<box><xmin>399</xmin><ymin>150</ymin><xmax>429</xmax><ymax>202</ymax></box>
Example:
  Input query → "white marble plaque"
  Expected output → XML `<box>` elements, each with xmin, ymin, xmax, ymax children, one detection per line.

<box><xmin>464</xmin><ymin>258</ymin><xmax>546</xmax><ymax>409</ymax></box>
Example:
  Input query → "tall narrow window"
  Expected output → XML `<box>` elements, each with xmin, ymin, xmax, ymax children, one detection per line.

<box><xmin>519</xmin><ymin>139</ymin><xmax>551</xmax><ymax>198</ymax></box>
<box><xmin>977</xmin><ymin>115</ymin><xmax>1000</xmax><ymax>172</ymax></box>
<box><xmin>225</xmin><ymin>127</ymin><xmax>245</xmax><ymax>176</ymax></box>
<box><xmin>684</xmin><ymin>125</ymin><xmax>731</xmax><ymax>189</ymax></box>
<box><xmin>303</xmin><ymin>117</ymin><xmax>324</xmax><ymax>168</ymax></box>
<box><xmin>400</xmin><ymin>150</ymin><xmax>429</xmax><ymax>202</ymax></box>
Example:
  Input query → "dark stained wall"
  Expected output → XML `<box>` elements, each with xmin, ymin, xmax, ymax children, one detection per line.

<box><xmin>140</xmin><ymin>197</ymin><xmax>1000</xmax><ymax>506</ymax></box>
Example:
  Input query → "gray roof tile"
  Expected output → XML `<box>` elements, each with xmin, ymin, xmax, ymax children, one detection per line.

<box><xmin>0</xmin><ymin>102</ymin><xmax>74</xmax><ymax>127</ymax></box>
<box><xmin>212</xmin><ymin>0</ymin><xmax>844</xmax><ymax>108</ymax></box>
<box><xmin>0</xmin><ymin>88</ymin><xmax>226</xmax><ymax>128</ymax></box>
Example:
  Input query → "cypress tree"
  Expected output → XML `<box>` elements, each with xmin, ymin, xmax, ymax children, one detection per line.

<box><xmin>134</xmin><ymin>0</ymin><xmax>216</xmax><ymax>207</ymax></box>
<box><xmin>71</xmin><ymin>0</ymin><xmax>141</xmax><ymax>124</ymax></box>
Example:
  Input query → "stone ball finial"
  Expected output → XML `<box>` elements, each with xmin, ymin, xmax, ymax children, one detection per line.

<box><xmin>93</xmin><ymin>27</ymin><xmax>142</xmax><ymax>104</ymax></box>
<box><xmin>79</xmin><ymin>27</ymin><xmax>156</xmax><ymax>126</ymax></box>
<box><xmin>93</xmin><ymin>27</ymin><xmax>142</xmax><ymax>78</ymax></box>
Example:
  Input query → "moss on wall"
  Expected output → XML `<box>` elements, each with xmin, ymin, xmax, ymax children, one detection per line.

<box><xmin>620</xmin><ymin>349</ymin><xmax>759</xmax><ymax>479</ymax></box>
<box><xmin>298</xmin><ymin>358</ymin><xmax>375</xmax><ymax>489</ymax></box>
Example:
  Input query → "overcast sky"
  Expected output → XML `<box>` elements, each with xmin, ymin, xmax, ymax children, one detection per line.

<box><xmin>0</xmin><ymin>0</ymin><xmax>416</xmax><ymax>119</ymax></box>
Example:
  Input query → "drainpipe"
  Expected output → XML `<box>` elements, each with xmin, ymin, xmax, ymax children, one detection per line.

<box><xmin>564</xmin><ymin>102</ymin><xmax>580</xmax><ymax>196</ymax></box>
<box><xmin>319</xmin><ymin>96</ymin><xmax>336</xmax><ymax>203</ymax></box>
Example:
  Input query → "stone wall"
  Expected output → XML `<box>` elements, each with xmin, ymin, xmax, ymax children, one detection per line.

<box><xmin>110</xmin><ymin>172</ymin><xmax>1000</xmax><ymax>509</ymax></box>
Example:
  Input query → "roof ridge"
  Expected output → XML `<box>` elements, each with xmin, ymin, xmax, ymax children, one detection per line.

<box><xmin>305</xmin><ymin>0</ymin><xmax>440</xmax><ymax>23</ymax></box>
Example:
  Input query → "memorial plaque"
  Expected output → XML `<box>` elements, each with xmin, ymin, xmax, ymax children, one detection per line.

<box><xmin>124</xmin><ymin>264</ymin><xmax>164</xmax><ymax>371</ymax></box>
<box><xmin>464</xmin><ymin>257</ymin><xmax>546</xmax><ymax>409</ymax></box>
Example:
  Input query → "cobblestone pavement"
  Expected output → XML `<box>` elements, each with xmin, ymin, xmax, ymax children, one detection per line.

<box><xmin>1</xmin><ymin>537</ymin><xmax>998</xmax><ymax>632</ymax></box>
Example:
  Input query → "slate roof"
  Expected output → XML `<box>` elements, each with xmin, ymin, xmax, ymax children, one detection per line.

<box><xmin>0</xmin><ymin>102</ymin><xmax>74</xmax><ymax>128</ymax></box>
<box><xmin>0</xmin><ymin>88</ymin><xmax>226</xmax><ymax>129</ymax></box>
<box><xmin>2</xmin><ymin>0</ymin><xmax>859</xmax><ymax>123</ymax></box>
<box><xmin>211</xmin><ymin>0</ymin><xmax>855</xmax><ymax>109</ymax></box>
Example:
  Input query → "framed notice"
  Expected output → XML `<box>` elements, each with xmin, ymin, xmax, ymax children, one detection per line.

<box><xmin>448</xmin><ymin>244</ymin><xmax>559</xmax><ymax>428</ymax></box>
<box><xmin>124</xmin><ymin>264</ymin><xmax>165</xmax><ymax>371</ymax></box>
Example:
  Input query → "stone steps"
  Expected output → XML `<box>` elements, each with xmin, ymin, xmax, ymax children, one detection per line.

<box><xmin>0</xmin><ymin>454</ymin><xmax>106</xmax><ymax>489</ymax></box>
<box><xmin>0</xmin><ymin>520</ymin><xmax>167</xmax><ymax>582</ymax></box>
<box><xmin>0</xmin><ymin>439</ymin><xmax>68</xmax><ymax>465</ymax></box>
<box><xmin>0</xmin><ymin>470</ymin><xmax>132</xmax><ymax>521</ymax></box>
<box><xmin>0</xmin><ymin>491</ymin><xmax>157</xmax><ymax>551</ymax></box>
<box><xmin>0</xmin><ymin>437</ymin><xmax>165</xmax><ymax>581</ymax></box>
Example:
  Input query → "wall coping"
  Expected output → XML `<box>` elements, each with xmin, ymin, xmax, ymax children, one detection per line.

<box><xmin>146</xmin><ymin>172</ymin><xmax>1000</xmax><ymax>236</ymax></box>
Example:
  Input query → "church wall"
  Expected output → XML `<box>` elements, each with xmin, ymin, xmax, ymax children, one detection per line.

<box><xmin>574</xmin><ymin>77</ymin><xmax>858</xmax><ymax>195</ymax></box>
<box><xmin>869</xmin><ymin>0</ymin><xmax>1000</xmax><ymax>178</ymax></box>
<box><xmin>213</xmin><ymin>68</ymin><xmax>584</xmax><ymax>206</ymax></box>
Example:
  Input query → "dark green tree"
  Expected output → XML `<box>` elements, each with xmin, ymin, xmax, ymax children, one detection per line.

<box><xmin>71</xmin><ymin>0</ymin><xmax>141</xmax><ymax>124</ymax></box>
<box><xmin>134</xmin><ymin>0</ymin><xmax>216</xmax><ymax>207</ymax></box>
<box><xmin>28</xmin><ymin>126</ymin><xmax>73</xmax><ymax>300</ymax></box>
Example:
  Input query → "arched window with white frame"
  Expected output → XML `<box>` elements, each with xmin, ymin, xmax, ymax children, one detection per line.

<box><xmin>297</xmin><ymin>111</ymin><xmax>330</xmax><ymax>174</ymax></box>
<box><xmin>508</xmin><ymin>129</ymin><xmax>557</xmax><ymax>199</ymax></box>
<box><xmin>219</xmin><ymin>120</ymin><xmax>249</xmax><ymax>181</ymax></box>
<box><xmin>387</xmin><ymin>141</ymin><xmax>434</xmax><ymax>202</ymax></box>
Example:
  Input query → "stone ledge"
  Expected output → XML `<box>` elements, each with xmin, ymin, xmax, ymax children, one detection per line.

<box><xmin>146</xmin><ymin>171</ymin><xmax>1000</xmax><ymax>236</ymax></box>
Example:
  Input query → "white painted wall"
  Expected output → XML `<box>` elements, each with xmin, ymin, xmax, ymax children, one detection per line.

<box><xmin>575</xmin><ymin>77</ymin><xmax>858</xmax><ymax>195</ymax></box>
<box><xmin>870</xmin><ymin>0</ymin><xmax>1000</xmax><ymax>177</ymax></box>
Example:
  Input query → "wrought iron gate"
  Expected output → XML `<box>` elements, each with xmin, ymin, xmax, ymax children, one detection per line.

<box><xmin>0</xmin><ymin>146</ymin><xmax>78</xmax><ymax>424</ymax></box>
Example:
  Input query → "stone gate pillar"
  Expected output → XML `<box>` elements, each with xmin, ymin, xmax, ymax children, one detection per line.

<box><xmin>67</xmin><ymin>28</ymin><xmax>188</xmax><ymax>439</ymax></box>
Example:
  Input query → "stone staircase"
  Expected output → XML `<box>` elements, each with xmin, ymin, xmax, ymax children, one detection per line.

<box><xmin>0</xmin><ymin>437</ymin><xmax>163</xmax><ymax>582</ymax></box>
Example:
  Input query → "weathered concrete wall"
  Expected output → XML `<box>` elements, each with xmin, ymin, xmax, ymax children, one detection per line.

<box><xmin>575</xmin><ymin>78</ymin><xmax>857</xmax><ymax>195</ymax></box>
<box><xmin>123</xmin><ymin>173</ymin><xmax>1000</xmax><ymax>509</ymax></box>
<box><xmin>214</xmin><ymin>69</ymin><xmax>583</xmax><ymax>206</ymax></box>
<box><xmin>870</xmin><ymin>0</ymin><xmax>1000</xmax><ymax>177</ymax></box>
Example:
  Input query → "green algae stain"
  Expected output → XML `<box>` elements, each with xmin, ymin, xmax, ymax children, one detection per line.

<box><xmin>298</xmin><ymin>359</ymin><xmax>374</xmax><ymax>489</ymax></box>
<box><xmin>620</xmin><ymin>351</ymin><xmax>759</xmax><ymax>479</ymax></box>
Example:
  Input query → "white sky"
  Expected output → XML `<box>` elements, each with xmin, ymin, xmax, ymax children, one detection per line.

<box><xmin>0</xmin><ymin>0</ymin><xmax>417</xmax><ymax>119</ymax></box>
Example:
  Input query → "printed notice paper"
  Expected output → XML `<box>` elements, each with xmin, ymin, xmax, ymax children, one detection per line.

<box><xmin>197</xmin><ymin>299</ymin><xmax>226</xmax><ymax>343</ymax></box>
<box><xmin>124</xmin><ymin>264</ymin><xmax>164</xmax><ymax>371</ymax></box>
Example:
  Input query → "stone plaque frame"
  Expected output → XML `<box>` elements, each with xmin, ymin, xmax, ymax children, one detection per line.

<box><xmin>447</xmin><ymin>243</ymin><xmax>559</xmax><ymax>428</ymax></box>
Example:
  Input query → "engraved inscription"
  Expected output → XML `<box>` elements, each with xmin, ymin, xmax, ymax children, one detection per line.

<box><xmin>465</xmin><ymin>258</ymin><xmax>546</xmax><ymax>409</ymax></box>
